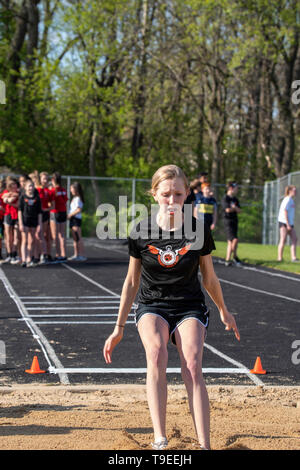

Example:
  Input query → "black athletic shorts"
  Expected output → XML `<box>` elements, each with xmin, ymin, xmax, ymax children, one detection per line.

<box><xmin>69</xmin><ymin>216</ymin><xmax>82</xmax><ymax>228</ymax></box>
<box><xmin>135</xmin><ymin>303</ymin><xmax>209</xmax><ymax>345</ymax></box>
<box><xmin>279</xmin><ymin>222</ymin><xmax>294</xmax><ymax>229</ymax></box>
<box><xmin>0</xmin><ymin>219</ymin><xmax>3</xmax><ymax>238</ymax></box>
<box><xmin>23</xmin><ymin>217</ymin><xmax>38</xmax><ymax>228</ymax></box>
<box><xmin>224</xmin><ymin>218</ymin><xmax>238</xmax><ymax>241</ymax></box>
<box><xmin>4</xmin><ymin>214</ymin><xmax>18</xmax><ymax>227</ymax></box>
<box><xmin>50</xmin><ymin>211</ymin><xmax>67</xmax><ymax>223</ymax></box>
<box><xmin>42</xmin><ymin>211</ymin><xmax>50</xmax><ymax>223</ymax></box>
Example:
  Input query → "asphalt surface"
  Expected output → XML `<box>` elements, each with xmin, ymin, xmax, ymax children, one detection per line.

<box><xmin>0</xmin><ymin>238</ymin><xmax>299</xmax><ymax>387</ymax></box>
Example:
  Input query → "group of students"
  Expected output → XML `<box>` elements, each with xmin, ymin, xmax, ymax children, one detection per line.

<box><xmin>187</xmin><ymin>173</ymin><xmax>242</xmax><ymax>267</ymax></box>
<box><xmin>0</xmin><ymin>171</ymin><xmax>86</xmax><ymax>267</ymax></box>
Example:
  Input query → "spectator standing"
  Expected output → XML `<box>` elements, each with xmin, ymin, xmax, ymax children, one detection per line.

<box><xmin>221</xmin><ymin>182</ymin><xmax>241</xmax><ymax>267</ymax></box>
<box><xmin>277</xmin><ymin>185</ymin><xmax>298</xmax><ymax>262</ymax></box>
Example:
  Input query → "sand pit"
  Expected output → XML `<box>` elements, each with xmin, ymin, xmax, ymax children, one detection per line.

<box><xmin>0</xmin><ymin>384</ymin><xmax>299</xmax><ymax>450</ymax></box>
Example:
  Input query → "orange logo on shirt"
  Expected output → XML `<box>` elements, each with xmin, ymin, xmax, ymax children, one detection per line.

<box><xmin>147</xmin><ymin>244</ymin><xmax>191</xmax><ymax>268</ymax></box>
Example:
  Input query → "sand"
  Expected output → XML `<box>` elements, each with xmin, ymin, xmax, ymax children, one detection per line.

<box><xmin>0</xmin><ymin>384</ymin><xmax>299</xmax><ymax>450</ymax></box>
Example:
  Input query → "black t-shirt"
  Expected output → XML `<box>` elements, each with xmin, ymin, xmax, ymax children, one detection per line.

<box><xmin>19</xmin><ymin>193</ymin><xmax>42</xmax><ymax>223</ymax></box>
<box><xmin>128</xmin><ymin>215</ymin><xmax>215</xmax><ymax>308</ymax></box>
<box><xmin>221</xmin><ymin>195</ymin><xmax>240</xmax><ymax>220</ymax></box>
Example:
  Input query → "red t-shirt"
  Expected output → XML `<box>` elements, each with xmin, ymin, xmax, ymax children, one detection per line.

<box><xmin>50</xmin><ymin>186</ymin><xmax>68</xmax><ymax>213</ymax></box>
<box><xmin>2</xmin><ymin>189</ymin><xmax>18</xmax><ymax>219</ymax></box>
<box><xmin>37</xmin><ymin>187</ymin><xmax>52</xmax><ymax>211</ymax></box>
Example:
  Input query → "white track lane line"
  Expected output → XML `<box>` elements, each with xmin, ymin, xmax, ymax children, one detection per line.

<box><xmin>61</xmin><ymin>263</ymin><xmax>262</xmax><ymax>385</ymax></box>
<box><xmin>219</xmin><ymin>278</ymin><xmax>300</xmax><ymax>303</ymax></box>
<box><xmin>0</xmin><ymin>267</ymin><xmax>70</xmax><ymax>385</ymax></box>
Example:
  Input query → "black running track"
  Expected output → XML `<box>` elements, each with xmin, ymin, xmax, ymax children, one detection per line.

<box><xmin>0</xmin><ymin>238</ymin><xmax>299</xmax><ymax>387</ymax></box>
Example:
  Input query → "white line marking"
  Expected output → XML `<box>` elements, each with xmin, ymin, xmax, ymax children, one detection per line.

<box><xmin>219</xmin><ymin>278</ymin><xmax>300</xmax><ymax>303</ymax></box>
<box><xmin>20</xmin><ymin>296</ymin><xmax>117</xmax><ymax>299</ymax></box>
<box><xmin>49</xmin><ymin>367</ymin><xmax>251</xmax><ymax>375</ymax></box>
<box><xmin>239</xmin><ymin>264</ymin><xmax>300</xmax><ymax>282</ymax></box>
<box><xmin>0</xmin><ymin>268</ymin><xmax>69</xmax><ymax>385</ymax></box>
<box><xmin>18</xmin><ymin>314</ymin><xmax>135</xmax><ymax>318</ymax></box>
<box><xmin>23</xmin><ymin>301</ymin><xmax>120</xmax><ymax>305</ymax></box>
<box><xmin>62</xmin><ymin>263</ymin><xmax>121</xmax><ymax>297</ymax></box>
<box><xmin>34</xmin><ymin>321</ymin><xmax>136</xmax><ymax>325</ymax></box>
<box><xmin>27</xmin><ymin>307</ymin><xmax>122</xmax><ymax>310</ymax></box>
<box><xmin>61</xmin><ymin>262</ymin><xmax>258</xmax><ymax>384</ymax></box>
<box><xmin>204</xmin><ymin>343</ymin><xmax>263</xmax><ymax>386</ymax></box>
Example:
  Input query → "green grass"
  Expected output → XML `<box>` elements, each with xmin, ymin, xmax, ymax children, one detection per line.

<box><xmin>213</xmin><ymin>241</ymin><xmax>300</xmax><ymax>275</ymax></box>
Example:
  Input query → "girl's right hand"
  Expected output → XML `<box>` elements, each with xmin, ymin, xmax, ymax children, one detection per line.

<box><xmin>103</xmin><ymin>326</ymin><xmax>124</xmax><ymax>364</ymax></box>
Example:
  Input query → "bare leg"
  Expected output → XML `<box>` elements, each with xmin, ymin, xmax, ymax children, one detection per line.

<box><xmin>58</xmin><ymin>222</ymin><xmax>66</xmax><ymax>257</ymax></box>
<box><xmin>231</xmin><ymin>238</ymin><xmax>238</xmax><ymax>258</ymax></box>
<box><xmin>290</xmin><ymin>228</ymin><xmax>298</xmax><ymax>261</ymax></box>
<box><xmin>278</xmin><ymin>226</ymin><xmax>287</xmax><ymax>261</ymax></box>
<box><xmin>175</xmin><ymin>319</ymin><xmax>210</xmax><ymax>450</ymax></box>
<box><xmin>137</xmin><ymin>314</ymin><xmax>169</xmax><ymax>442</ymax></box>
<box><xmin>225</xmin><ymin>240</ymin><xmax>232</xmax><ymax>261</ymax></box>
<box><xmin>50</xmin><ymin>219</ymin><xmax>58</xmax><ymax>257</ymax></box>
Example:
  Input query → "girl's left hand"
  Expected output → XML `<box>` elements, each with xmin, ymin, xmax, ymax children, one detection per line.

<box><xmin>220</xmin><ymin>308</ymin><xmax>240</xmax><ymax>341</ymax></box>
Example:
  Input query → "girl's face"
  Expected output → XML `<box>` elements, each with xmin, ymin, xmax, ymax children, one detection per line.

<box><xmin>153</xmin><ymin>177</ymin><xmax>188</xmax><ymax>217</ymax></box>
<box><xmin>25</xmin><ymin>182</ymin><xmax>34</xmax><ymax>194</ymax></box>
<box><xmin>41</xmin><ymin>175</ymin><xmax>48</xmax><ymax>187</ymax></box>
<box><xmin>203</xmin><ymin>186</ymin><xmax>211</xmax><ymax>197</ymax></box>
<box><xmin>9</xmin><ymin>183</ymin><xmax>18</xmax><ymax>193</ymax></box>
<box><xmin>19</xmin><ymin>177</ymin><xmax>26</xmax><ymax>188</ymax></box>
<box><xmin>70</xmin><ymin>185</ymin><xmax>76</xmax><ymax>196</ymax></box>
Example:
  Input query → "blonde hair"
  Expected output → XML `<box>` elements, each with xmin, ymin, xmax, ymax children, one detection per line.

<box><xmin>149</xmin><ymin>165</ymin><xmax>189</xmax><ymax>196</ymax></box>
<box><xmin>29</xmin><ymin>171</ymin><xmax>41</xmax><ymax>187</ymax></box>
<box><xmin>285</xmin><ymin>185</ymin><xmax>296</xmax><ymax>197</ymax></box>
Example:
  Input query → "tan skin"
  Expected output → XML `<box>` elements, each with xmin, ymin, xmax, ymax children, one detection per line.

<box><xmin>103</xmin><ymin>176</ymin><xmax>239</xmax><ymax>450</ymax></box>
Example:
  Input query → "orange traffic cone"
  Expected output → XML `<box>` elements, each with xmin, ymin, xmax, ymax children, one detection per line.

<box><xmin>25</xmin><ymin>356</ymin><xmax>46</xmax><ymax>374</ymax></box>
<box><xmin>250</xmin><ymin>356</ymin><xmax>266</xmax><ymax>374</ymax></box>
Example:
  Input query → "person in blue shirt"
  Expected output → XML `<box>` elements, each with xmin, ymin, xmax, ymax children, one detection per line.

<box><xmin>195</xmin><ymin>183</ymin><xmax>217</xmax><ymax>231</ymax></box>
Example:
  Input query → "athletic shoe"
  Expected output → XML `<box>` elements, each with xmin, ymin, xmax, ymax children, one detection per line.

<box><xmin>11</xmin><ymin>256</ymin><xmax>21</xmax><ymax>265</ymax></box>
<box><xmin>233</xmin><ymin>256</ymin><xmax>242</xmax><ymax>266</ymax></box>
<box><xmin>67</xmin><ymin>255</ymin><xmax>78</xmax><ymax>261</ymax></box>
<box><xmin>291</xmin><ymin>258</ymin><xmax>300</xmax><ymax>263</ymax></box>
<box><xmin>2</xmin><ymin>256</ymin><xmax>11</xmax><ymax>264</ymax></box>
<box><xmin>21</xmin><ymin>262</ymin><xmax>27</xmax><ymax>268</ymax></box>
<box><xmin>225</xmin><ymin>260</ymin><xmax>232</xmax><ymax>267</ymax></box>
<box><xmin>77</xmin><ymin>256</ymin><xmax>87</xmax><ymax>261</ymax></box>
<box><xmin>26</xmin><ymin>261</ymin><xmax>37</xmax><ymax>268</ymax></box>
<box><xmin>151</xmin><ymin>437</ymin><xmax>168</xmax><ymax>450</ymax></box>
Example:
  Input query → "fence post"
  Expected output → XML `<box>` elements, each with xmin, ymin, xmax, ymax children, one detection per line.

<box><xmin>262</xmin><ymin>182</ymin><xmax>268</xmax><ymax>245</ymax></box>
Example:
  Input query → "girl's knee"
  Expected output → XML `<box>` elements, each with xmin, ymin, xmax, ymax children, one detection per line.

<box><xmin>146</xmin><ymin>343</ymin><xmax>168</xmax><ymax>369</ymax></box>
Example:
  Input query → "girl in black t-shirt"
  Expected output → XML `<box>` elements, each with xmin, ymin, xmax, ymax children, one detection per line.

<box><xmin>18</xmin><ymin>179</ymin><xmax>42</xmax><ymax>267</ymax></box>
<box><xmin>103</xmin><ymin>165</ymin><xmax>240</xmax><ymax>451</ymax></box>
<box><xmin>221</xmin><ymin>182</ymin><xmax>242</xmax><ymax>266</ymax></box>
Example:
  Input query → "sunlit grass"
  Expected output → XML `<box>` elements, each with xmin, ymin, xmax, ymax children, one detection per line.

<box><xmin>213</xmin><ymin>241</ymin><xmax>300</xmax><ymax>274</ymax></box>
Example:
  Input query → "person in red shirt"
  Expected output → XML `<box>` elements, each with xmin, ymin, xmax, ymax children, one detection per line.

<box><xmin>37</xmin><ymin>171</ymin><xmax>52</xmax><ymax>263</ymax></box>
<box><xmin>0</xmin><ymin>177</ymin><xmax>5</xmax><ymax>260</ymax></box>
<box><xmin>2</xmin><ymin>177</ymin><xmax>19</xmax><ymax>264</ymax></box>
<box><xmin>49</xmin><ymin>171</ymin><xmax>68</xmax><ymax>262</ymax></box>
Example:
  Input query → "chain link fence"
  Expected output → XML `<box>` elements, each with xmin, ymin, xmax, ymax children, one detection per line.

<box><xmin>262</xmin><ymin>171</ymin><xmax>300</xmax><ymax>246</ymax></box>
<box><xmin>1</xmin><ymin>173</ymin><xmax>264</xmax><ymax>243</ymax></box>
